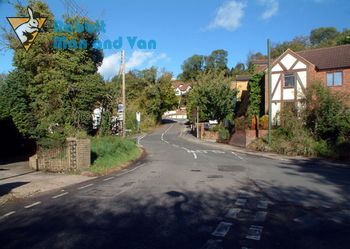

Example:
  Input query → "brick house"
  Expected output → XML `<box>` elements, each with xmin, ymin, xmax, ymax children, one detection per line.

<box><xmin>172</xmin><ymin>81</ymin><xmax>192</xmax><ymax>96</ymax></box>
<box><xmin>265</xmin><ymin>44</ymin><xmax>350</xmax><ymax>122</ymax></box>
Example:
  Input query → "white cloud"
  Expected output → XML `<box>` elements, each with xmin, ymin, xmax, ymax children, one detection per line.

<box><xmin>97</xmin><ymin>52</ymin><xmax>121</xmax><ymax>80</ymax></box>
<box><xmin>98</xmin><ymin>51</ymin><xmax>169</xmax><ymax>80</ymax></box>
<box><xmin>260</xmin><ymin>0</ymin><xmax>279</xmax><ymax>20</ymax></box>
<box><xmin>126</xmin><ymin>51</ymin><xmax>154</xmax><ymax>69</ymax></box>
<box><xmin>147</xmin><ymin>53</ymin><xmax>170</xmax><ymax>67</ymax></box>
<box><xmin>208</xmin><ymin>1</ymin><xmax>246</xmax><ymax>31</ymax></box>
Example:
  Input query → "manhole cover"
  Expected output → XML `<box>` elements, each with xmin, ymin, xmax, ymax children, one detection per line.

<box><xmin>218</xmin><ymin>165</ymin><xmax>245</xmax><ymax>172</ymax></box>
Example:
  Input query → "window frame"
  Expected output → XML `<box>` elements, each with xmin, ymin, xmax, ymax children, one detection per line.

<box><xmin>283</xmin><ymin>73</ymin><xmax>295</xmax><ymax>88</ymax></box>
<box><xmin>327</xmin><ymin>71</ymin><xmax>343</xmax><ymax>87</ymax></box>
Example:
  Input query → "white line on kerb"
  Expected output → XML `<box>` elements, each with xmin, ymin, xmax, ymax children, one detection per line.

<box><xmin>24</xmin><ymin>201</ymin><xmax>41</xmax><ymax>209</ymax></box>
<box><xmin>2</xmin><ymin>211</ymin><xmax>16</xmax><ymax>217</ymax></box>
<box><xmin>78</xmin><ymin>183</ymin><xmax>93</xmax><ymax>190</ymax></box>
<box><xmin>103</xmin><ymin>177</ymin><xmax>114</xmax><ymax>181</ymax></box>
<box><xmin>52</xmin><ymin>192</ymin><xmax>68</xmax><ymax>199</ymax></box>
<box><xmin>231</xmin><ymin>151</ymin><xmax>243</xmax><ymax>160</ymax></box>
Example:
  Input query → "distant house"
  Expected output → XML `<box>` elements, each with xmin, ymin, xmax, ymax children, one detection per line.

<box><xmin>172</xmin><ymin>81</ymin><xmax>192</xmax><ymax>96</ymax></box>
<box><xmin>265</xmin><ymin>44</ymin><xmax>350</xmax><ymax>122</ymax></box>
<box><xmin>231</xmin><ymin>75</ymin><xmax>250</xmax><ymax>101</ymax></box>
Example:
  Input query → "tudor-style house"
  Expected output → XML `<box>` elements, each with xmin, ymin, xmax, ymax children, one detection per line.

<box><xmin>265</xmin><ymin>44</ymin><xmax>350</xmax><ymax>123</ymax></box>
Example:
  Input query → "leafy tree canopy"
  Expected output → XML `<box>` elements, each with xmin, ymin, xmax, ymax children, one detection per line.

<box><xmin>186</xmin><ymin>72</ymin><xmax>237</xmax><ymax>123</ymax></box>
<box><xmin>1</xmin><ymin>0</ymin><xmax>106</xmax><ymax>139</ymax></box>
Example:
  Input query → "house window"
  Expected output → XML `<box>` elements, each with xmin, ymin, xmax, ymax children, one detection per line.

<box><xmin>327</xmin><ymin>72</ymin><xmax>343</xmax><ymax>86</ymax></box>
<box><xmin>284</xmin><ymin>74</ymin><xmax>295</xmax><ymax>88</ymax></box>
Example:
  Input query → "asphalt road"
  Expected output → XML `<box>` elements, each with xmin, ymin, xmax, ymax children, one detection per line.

<box><xmin>1</xmin><ymin>121</ymin><xmax>350</xmax><ymax>249</ymax></box>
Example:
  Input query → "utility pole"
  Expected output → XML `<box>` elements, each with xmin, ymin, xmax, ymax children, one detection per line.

<box><xmin>121</xmin><ymin>50</ymin><xmax>126</xmax><ymax>138</ymax></box>
<box><xmin>267</xmin><ymin>39</ymin><xmax>272</xmax><ymax>145</ymax></box>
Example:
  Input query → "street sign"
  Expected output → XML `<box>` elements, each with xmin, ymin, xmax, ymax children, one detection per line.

<box><xmin>136</xmin><ymin>112</ymin><xmax>141</xmax><ymax>122</ymax></box>
<box><xmin>117</xmin><ymin>103</ymin><xmax>123</xmax><ymax>113</ymax></box>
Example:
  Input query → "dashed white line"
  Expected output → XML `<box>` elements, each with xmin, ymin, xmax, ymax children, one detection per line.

<box><xmin>78</xmin><ymin>183</ymin><xmax>93</xmax><ymax>190</ymax></box>
<box><xmin>231</xmin><ymin>151</ymin><xmax>243</xmax><ymax>160</ymax></box>
<box><xmin>24</xmin><ymin>201</ymin><xmax>41</xmax><ymax>209</ymax></box>
<box><xmin>103</xmin><ymin>177</ymin><xmax>114</xmax><ymax>181</ymax></box>
<box><xmin>116</xmin><ymin>163</ymin><xmax>145</xmax><ymax>177</ymax></box>
<box><xmin>52</xmin><ymin>192</ymin><xmax>68</xmax><ymax>199</ymax></box>
<box><xmin>2</xmin><ymin>211</ymin><xmax>16</xmax><ymax>217</ymax></box>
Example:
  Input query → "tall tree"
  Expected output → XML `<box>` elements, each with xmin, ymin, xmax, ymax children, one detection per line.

<box><xmin>271</xmin><ymin>36</ymin><xmax>309</xmax><ymax>58</ymax></box>
<box><xmin>186</xmin><ymin>72</ymin><xmax>237</xmax><ymax>123</ymax></box>
<box><xmin>205</xmin><ymin>49</ymin><xmax>229</xmax><ymax>74</ymax></box>
<box><xmin>3</xmin><ymin>0</ymin><xmax>106</xmax><ymax>138</ymax></box>
<box><xmin>310</xmin><ymin>27</ymin><xmax>339</xmax><ymax>46</ymax></box>
<box><xmin>179</xmin><ymin>55</ymin><xmax>206</xmax><ymax>81</ymax></box>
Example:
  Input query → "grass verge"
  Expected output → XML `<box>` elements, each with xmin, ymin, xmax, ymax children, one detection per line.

<box><xmin>89</xmin><ymin>136</ymin><xmax>142</xmax><ymax>175</ymax></box>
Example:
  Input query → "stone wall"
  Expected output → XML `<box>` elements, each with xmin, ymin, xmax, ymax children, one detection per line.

<box><xmin>29</xmin><ymin>138</ymin><xmax>90</xmax><ymax>173</ymax></box>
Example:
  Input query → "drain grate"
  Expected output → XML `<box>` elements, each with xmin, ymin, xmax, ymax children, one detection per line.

<box><xmin>191</xmin><ymin>169</ymin><xmax>201</xmax><ymax>172</ymax></box>
<box><xmin>217</xmin><ymin>165</ymin><xmax>245</xmax><ymax>172</ymax></box>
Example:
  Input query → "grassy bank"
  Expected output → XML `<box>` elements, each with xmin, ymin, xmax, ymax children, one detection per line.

<box><xmin>90</xmin><ymin>136</ymin><xmax>141</xmax><ymax>175</ymax></box>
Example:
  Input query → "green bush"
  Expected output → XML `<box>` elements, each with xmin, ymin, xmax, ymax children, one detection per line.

<box><xmin>313</xmin><ymin>139</ymin><xmax>332</xmax><ymax>157</ymax></box>
<box><xmin>218</xmin><ymin>127</ymin><xmax>230</xmax><ymax>141</ymax></box>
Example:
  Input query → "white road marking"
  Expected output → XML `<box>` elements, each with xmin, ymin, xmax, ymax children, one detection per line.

<box><xmin>78</xmin><ymin>183</ymin><xmax>93</xmax><ymax>190</ymax></box>
<box><xmin>161</xmin><ymin>124</ymin><xmax>174</xmax><ymax>141</ymax></box>
<box><xmin>103</xmin><ymin>177</ymin><xmax>114</xmax><ymax>181</ymax></box>
<box><xmin>116</xmin><ymin>163</ymin><xmax>145</xmax><ymax>178</ymax></box>
<box><xmin>52</xmin><ymin>192</ymin><xmax>68</xmax><ymax>199</ymax></box>
<box><xmin>235</xmin><ymin>198</ymin><xmax>247</xmax><ymax>207</ymax></box>
<box><xmin>137</xmin><ymin>134</ymin><xmax>147</xmax><ymax>145</ymax></box>
<box><xmin>246</xmin><ymin>225</ymin><xmax>264</xmax><ymax>240</ymax></box>
<box><xmin>195</xmin><ymin>150</ymin><xmax>208</xmax><ymax>154</ymax></box>
<box><xmin>181</xmin><ymin>147</ymin><xmax>190</xmax><ymax>152</ymax></box>
<box><xmin>164</xmin><ymin>140</ymin><xmax>169</xmax><ymax>144</ymax></box>
<box><xmin>24</xmin><ymin>201</ymin><xmax>41</xmax><ymax>209</ymax></box>
<box><xmin>212</xmin><ymin>222</ymin><xmax>232</xmax><ymax>237</ymax></box>
<box><xmin>190</xmin><ymin>151</ymin><xmax>198</xmax><ymax>159</ymax></box>
<box><xmin>231</xmin><ymin>151</ymin><xmax>243</xmax><ymax>160</ymax></box>
<box><xmin>211</xmin><ymin>150</ymin><xmax>225</xmax><ymax>154</ymax></box>
<box><xmin>2</xmin><ymin>211</ymin><xmax>16</xmax><ymax>217</ymax></box>
<box><xmin>172</xmin><ymin>144</ymin><xmax>180</xmax><ymax>148</ymax></box>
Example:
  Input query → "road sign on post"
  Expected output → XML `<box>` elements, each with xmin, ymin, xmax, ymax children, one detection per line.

<box><xmin>136</xmin><ymin>112</ymin><xmax>141</xmax><ymax>132</ymax></box>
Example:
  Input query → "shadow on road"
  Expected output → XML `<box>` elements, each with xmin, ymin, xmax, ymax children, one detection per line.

<box><xmin>0</xmin><ymin>182</ymin><xmax>29</xmax><ymax>197</ymax></box>
<box><xmin>0</xmin><ymin>183</ymin><xmax>349</xmax><ymax>249</ymax></box>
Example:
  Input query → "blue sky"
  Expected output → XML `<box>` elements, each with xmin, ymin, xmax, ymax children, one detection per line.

<box><xmin>0</xmin><ymin>0</ymin><xmax>349</xmax><ymax>79</ymax></box>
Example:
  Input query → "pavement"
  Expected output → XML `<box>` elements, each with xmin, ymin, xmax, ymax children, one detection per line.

<box><xmin>0</xmin><ymin>120</ymin><xmax>350</xmax><ymax>249</ymax></box>
<box><xmin>0</xmin><ymin>160</ymin><xmax>94</xmax><ymax>206</ymax></box>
